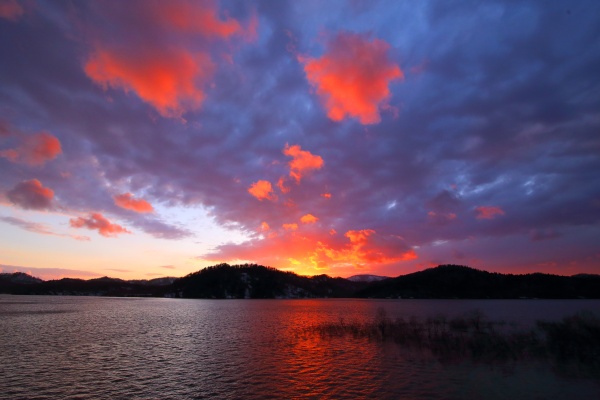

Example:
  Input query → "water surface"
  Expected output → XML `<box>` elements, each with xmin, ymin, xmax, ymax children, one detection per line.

<box><xmin>1</xmin><ymin>296</ymin><xmax>599</xmax><ymax>399</ymax></box>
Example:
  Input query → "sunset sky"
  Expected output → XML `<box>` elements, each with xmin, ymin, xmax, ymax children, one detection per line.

<box><xmin>1</xmin><ymin>0</ymin><xmax>599</xmax><ymax>280</ymax></box>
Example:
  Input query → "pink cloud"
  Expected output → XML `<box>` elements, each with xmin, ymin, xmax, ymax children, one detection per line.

<box><xmin>283</xmin><ymin>144</ymin><xmax>324</xmax><ymax>182</ymax></box>
<box><xmin>6</xmin><ymin>179</ymin><xmax>54</xmax><ymax>210</ymax></box>
<box><xmin>0</xmin><ymin>216</ymin><xmax>90</xmax><ymax>241</ymax></box>
<box><xmin>300</xmin><ymin>32</ymin><xmax>403</xmax><ymax>124</ymax></box>
<box><xmin>114</xmin><ymin>192</ymin><xmax>154</xmax><ymax>213</ymax></box>
<box><xmin>70</xmin><ymin>213</ymin><xmax>131</xmax><ymax>237</ymax></box>
<box><xmin>427</xmin><ymin>211</ymin><xmax>457</xmax><ymax>225</ymax></box>
<box><xmin>475</xmin><ymin>206</ymin><xmax>505</xmax><ymax>220</ymax></box>
<box><xmin>0</xmin><ymin>0</ymin><xmax>24</xmax><ymax>21</ymax></box>
<box><xmin>0</xmin><ymin>131</ymin><xmax>62</xmax><ymax>166</ymax></box>
<box><xmin>248</xmin><ymin>180</ymin><xmax>276</xmax><ymax>201</ymax></box>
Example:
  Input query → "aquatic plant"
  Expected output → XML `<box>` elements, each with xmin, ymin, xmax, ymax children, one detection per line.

<box><xmin>309</xmin><ymin>309</ymin><xmax>600</xmax><ymax>369</ymax></box>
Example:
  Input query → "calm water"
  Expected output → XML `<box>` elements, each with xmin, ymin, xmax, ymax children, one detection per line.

<box><xmin>1</xmin><ymin>296</ymin><xmax>599</xmax><ymax>399</ymax></box>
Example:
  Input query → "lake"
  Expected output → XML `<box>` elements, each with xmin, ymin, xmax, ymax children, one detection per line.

<box><xmin>1</xmin><ymin>296</ymin><xmax>599</xmax><ymax>399</ymax></box>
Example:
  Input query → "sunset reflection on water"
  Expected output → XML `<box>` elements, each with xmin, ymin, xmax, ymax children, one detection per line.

<box><xmin>1</xmin><ymin>296</ymin><xmax>599</xmax><ymax>399</ymax></box>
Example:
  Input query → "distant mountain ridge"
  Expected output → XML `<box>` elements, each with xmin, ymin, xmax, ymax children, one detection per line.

<box><xmin>1</xmin><ymin>264</ymin><xmax>599</xmax><ymax>299</ymax></box>
<box><xmin>347</xmin><ymin>274</ymin><xmax>389</xmax><ymax>282</ymax></box>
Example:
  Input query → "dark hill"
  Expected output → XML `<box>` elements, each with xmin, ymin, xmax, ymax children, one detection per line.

<box><xmin>355</xmin><ymin>264</ymin><xmax>600</xmax><ymax>299</ymax></box>
<box><xmin>172</xmin><ymin>263</ymin><xmax>364</xmax><ymax>298</ymax></box>
<box><xmin>1</xmin><ymin>264</ymin><xmax>598</xmax><ymax>299</ymax></box>
<box><xmin>0</xmin><ymin>272</ymin><xmax>43</xmax><ymax>285</ymax></box>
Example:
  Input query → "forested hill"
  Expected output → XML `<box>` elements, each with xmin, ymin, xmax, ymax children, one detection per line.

<box><xmin>172</xmin><ymin>263</ymin><xmax>365</xmax><ymax>298</ymax></box>
<box><xmin>355</xmin><ymin>264</ymin><xmax>600</xmax><ymax>299</ymax></box>
<box><xmin>1</xmin><ymin>264</ymin><xmax>599</xmax><ymax>299</ymax></box>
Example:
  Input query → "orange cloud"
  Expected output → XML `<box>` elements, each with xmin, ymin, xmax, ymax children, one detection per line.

<box><xmin>283</xmin><ymin>144</ymin><xmax>324</xmax><ymax>181</ymax></box>
<box><xmin>300</xmin><ymin>214</ymin><xmax>318</xmax><ymax>224</ymax></box>
<box><xmin>0</xmin><ymin>0</ymin><xmax>23</xmax><ymax>21</ymax></box>
<box><xmin>85</xmin><ymin>48</ymin><xmax>213</xmax><ymax>118</ymax></box>
<box><xmin>6</xmin><ymin>179</ymin><xmax>54</xmax><ymax>210</ymax></box>
<box><xmin>321</xmin><ymin>193</ymin><xmax>332</xmax><ymax>199</ymax></box>
<box><xmin>248</xmin><ymin>180</ymin><xmax>276</xmax><ymax>201</ymax></box>
<box><xmin>475</xmin><ymin>206</ymin><xmax>505</xmax><ymax>220</ymax></box>
<box><xmin>0</xmin><ymin>131</ymin><xmax>62</xmax><ymax>166</ymax></box>
<box><xmin>283</xmin><ymin>223</ymin><xmax>298</xmax><ymax>231</ymax></box>
<box><xmin>277</xmin><ymin>176</ymin><xmax>291</xmax><ymax>194</ymax></box>
<box><xmin>317</xmin><ymin>229</ymin><xmax>416</xmax><ymax>266</ymax></box>
<box><xmin>300</xmin><ymin>32</ymin><xmax>403</xmax><ymax>124</ymax></box>
<box><xmin>114</xmin><ymin>192</ymin><xmax>154</xmax><ymax>213</ymax></box>
<box><xmin>260</xmin><ymin>221</ymin><xmax>270</xmax><ymax>231</ymax></box>
<box><xmin>84</xmin><ymin>1</ymin><xmax>249</xmax><ymax>118</ymax></box>
<box><xmin>70</xmin><ymin>213</ymin><xmax>131</xmax><ymax>237</ymax></box>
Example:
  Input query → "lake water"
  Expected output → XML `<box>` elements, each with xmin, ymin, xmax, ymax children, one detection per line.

<box><xmin>1</xmin><ymin>296</ymin><xmax>599</xmax><ymax>399</ymax></box>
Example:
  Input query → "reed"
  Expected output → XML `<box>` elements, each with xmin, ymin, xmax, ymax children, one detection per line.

<box><xmin>310</xmin><ymin>308</ymin><xmax>600</xmax><ymax>368</ymax></box>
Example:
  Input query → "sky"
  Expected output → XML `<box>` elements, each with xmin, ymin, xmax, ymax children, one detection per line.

<box><xmin>1</xmin><ymin>0</ymin><xmax>599</xmax><ymax>280</ymax></box>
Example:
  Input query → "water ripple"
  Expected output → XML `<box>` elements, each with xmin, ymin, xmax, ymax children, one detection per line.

<box><xmin>1</xmin><ymin>296</ymin><xmax>599</xmax><ymax>399</ymax></box>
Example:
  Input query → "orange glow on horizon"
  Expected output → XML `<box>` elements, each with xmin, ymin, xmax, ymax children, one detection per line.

<box><xmin>203</xmin><ymin>227</ymin><xmax>416</xmax><ymax>276</ymax></box>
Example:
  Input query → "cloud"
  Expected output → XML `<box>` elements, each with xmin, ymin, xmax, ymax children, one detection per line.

<box><xmin>318</xmin><ymin>229</ymin><xmax>416</xmax><ymax>266</ymax></box>
<box><xmin>0</xmin><ymin>264</ymin><xmax>100</xmax><ymax>280</ymax></box>
<box><xmin>114</xmin><ymin>192</ymin><xmax>154</xmax><ymax>213</ymax></box>
<box><xmin>530</xmin><ymin>228</ymin><xmax>562</xmax><ymax>242</ymax></box>
<box><xmin>85</xmin><ymin>48</ymin><xmax>213</xmax><ymax>118</ymax></box>
<box><xmin>83</xmin><ymin>0</ymin><xmax>248</xmax><ymax>118</ymax></box>
<box><xmin>248</xmin><ymin>180</ymin><xmax>276</xmax><ymax>201</ymax></box>
<box><xmin>300</xmin><ymin>32</ymin><xmax>403</xmax><ymax>124</ymax></box>
<box><xmin>283</xmin><ymin>144</ymin><xmax>324</xmax><ymax>182</ymax></box>
<box><xmin>128</xmin><ymin>217</ymin><xmax>192</xmax><ymax>240</ymax></box>
<box><xmin>70</xmin><ymin>213</ymin><xmax>131</xmax><ymax>237</ymax></box>
<box><xmin>6</xmin><ymin>179</ymin><xmax>54</xmax><ymax>210</ymax></box>
<box><xmin>0</xmin><ymin>131</ymin><xmax>62</xmax><ymax>166</ymax></box>
<box><xmin>427</xmin><ymin>211</ymin><xmax>457</xmax><ymax>225</ymax></box>
<box><xmin>0</xmin><ymin>0</ymin><xmax>24</xmax><ymax>21</ymax></box>
<box><xmin>159</xmin><ymin>265</ymin><xmax>175</xmax><ymax>270</ymax></box>
<box><xmin>300</xmin><ymin>213</ymin><xmax>318</xmax><ymax>224</ymax></box>
<box><xmin>0</xmin><ymin>216</ymin><xmax>90</xmax><ymax>241</ymax></box>
<box><xmin>282</xmin><ymin>223</ymin><xmax>298</xmax><ymax>231</ymax></box>
<box><xmin>475</xmin><ymin>206</ymin><xmax>505</xmax><ymax>220</ymax></box>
